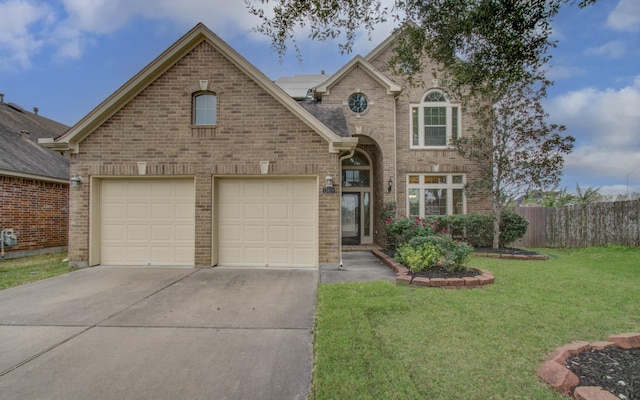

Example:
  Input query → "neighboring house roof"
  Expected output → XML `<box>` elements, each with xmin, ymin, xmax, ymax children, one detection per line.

<box><xmin>274</xmin><ymin>74</ymin><xmax>333</xmax><ymax>99</ymax></box>
<box><xmin>0</xmin><ymin>100</ymin><xmax>69</xmax><ymax>182</ymax></box>
<box><xmin>314</xmin><ymin>55</ymin><xmax>402</xmax><ymax>97</ymax></box>
<box><xmin>40</xmin><ymin>23</ymin><xmax>357</xmax><ymax>154</ymax></box>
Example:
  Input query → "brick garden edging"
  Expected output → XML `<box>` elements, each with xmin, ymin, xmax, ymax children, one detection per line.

<box><xmin>371</xmin><ymin>248</ymin><xmax>495</xmax><ymax>288</ymax></box>
<box><xmin>538</xmin><ymin>333</ymin><xmax>640</xmax><ymax>400</ymax></box>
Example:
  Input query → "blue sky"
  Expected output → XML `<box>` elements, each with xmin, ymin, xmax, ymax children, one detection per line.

<box><xmin>1</xmin><ymin>0</ymin><xmax>639</xmax><ymax>196</ymax></box>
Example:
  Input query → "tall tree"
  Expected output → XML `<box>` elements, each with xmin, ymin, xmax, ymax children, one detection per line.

<box><xmin>246</xmin><ymin>0</ymin><xmax>585</xmax><ymax>247</ymax></box>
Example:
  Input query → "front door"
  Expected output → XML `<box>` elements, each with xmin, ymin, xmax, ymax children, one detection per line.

<box><xmin>341</xmin><ymin>192</ymin><xmax>360</xmax><ymax>245</ymax></box>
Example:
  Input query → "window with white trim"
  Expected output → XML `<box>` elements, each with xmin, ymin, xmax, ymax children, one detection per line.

<box><xmin>193</xmin><ymin>93</ymin><xmax>217</xmax><ymax>125</ymax></box>
<box><xmin>410</xmin><ymin>90</ymin><xmax>460</xmax><ymax>148</ymax></box>
<box><xmin>407</xmin><ymin>174</ymin><xmax>466</xmax><ymax>217</ymax></box>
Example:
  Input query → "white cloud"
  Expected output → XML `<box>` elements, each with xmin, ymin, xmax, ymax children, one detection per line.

<box><xmin>0</xmin><ymin>0</ymin><xmax>53</xmax><ymax>70</ymax></box>
<box><xmin>549</xmin><ymin>77</ymin><xmax>640</xmax><ymax>178</ymax></box>
<box><xmin>584</xmin><ymin>41</ymin><xmax>625</xmax><ymax>58</ymax></box>
<box><xmin>607</xmin><ymin>0</ymin><xmax>640</xmax><ymax>31</ymax></box>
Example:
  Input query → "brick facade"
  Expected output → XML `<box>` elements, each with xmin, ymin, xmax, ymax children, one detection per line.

<box><xmin>0</xmin><ymin>176</ymin><xmax>68</xmax><ymax>256</ymax></box>
<box><xmin>68</xmin><ymin>41</ymin><xmax>340</xmax><ymax>267</ymax></box>
<box><xmin>59</xmin><ymin>24</ymin><xmax>491</xmax><ymax>268</ymax></box>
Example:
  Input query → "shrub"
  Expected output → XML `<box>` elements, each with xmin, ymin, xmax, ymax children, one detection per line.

<box><xmin>394</xmin><ymin>242</ymin><xmax>440</xmax><ymax>272</ymax></box>
<box><xmin>500</xmin><ymin>210</ymin><xmax>529</xmax><ymax>247</ymax></box>
<box><xmin>399</xmin><ymin>234</ymin><xmax>473</xmax><ymax>272</ymax></box>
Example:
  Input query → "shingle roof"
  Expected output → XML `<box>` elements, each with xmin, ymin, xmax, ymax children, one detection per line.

<box><xmin>0</xmin><ymin>101</ymin><xmax>70</xmax><ymax>181</ymax></box>
<box><xmin>298</xmin><ymin>100</ymin><xmax>350</xmax><ymax>138</ymax></box>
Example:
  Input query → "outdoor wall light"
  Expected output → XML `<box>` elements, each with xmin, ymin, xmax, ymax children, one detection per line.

<box><xmin>387</xmin><ymin>177</ymin><xmax>393</xmax><ymax>193</ymax></box>
<box><xmin>325</xmin><ymin>174</ymin><xmax>333</xmax><ymax>187</ymax></box>
<box><xmin>70</xmin><ymin>174</ymin><xmax>83</xmax><ymax>188</ymax></box>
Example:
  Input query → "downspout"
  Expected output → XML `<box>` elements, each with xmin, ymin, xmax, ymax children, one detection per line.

<box><xmin>393</xmin><ymin>96</ymin><xmax>399</xmax><ymax>216</ymax></box>
<box><xmin>338</xmin><ymin>148</ymin><xmax>356</xmax><ymax>269</ymax></box>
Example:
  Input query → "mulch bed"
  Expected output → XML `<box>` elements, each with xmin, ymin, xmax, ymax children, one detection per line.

<box><xmin>410</xmin><ymin>266</ymin><xmax>483</xmax><ymax>279</ymax></box>
<box><xmin>565</xmin><ymin>347</ymin><xmax>640</xmax><ymax>400</ymax></box>
<box><xmin>473</xmin><ymin>247</ymin><xmax>542</xmax><ymax>256</ymax></box>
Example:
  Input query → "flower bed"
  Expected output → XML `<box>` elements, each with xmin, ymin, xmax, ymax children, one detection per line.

<box><xmin>372</xmin><ymin>248</ymin><xmax>495</xmax><ymax>288</ymax></box>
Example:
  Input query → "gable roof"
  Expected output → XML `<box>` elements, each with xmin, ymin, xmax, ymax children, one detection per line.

<box><xmin>313</xmin><ymin>55</ymin><xmax>402</xmax><ymax>97</ymax></box>
<box><xmin>0</xmin><ymin>101</ymin><xmax>69</xmax><ymax>182</ymax></box>
<box><xmin>39</xmin><ymin>23</ymin><xmax>357</xmax><ymax>154</ymax></box>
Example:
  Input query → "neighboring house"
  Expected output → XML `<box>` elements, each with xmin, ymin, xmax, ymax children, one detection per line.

<box><xmin>0</xmin><ymin>95</ymin><xmax>70</xmax><ymax>258</ymax></box>
<box><xmin>40</xmin><ymin>23</ymin><xmax>489</xmax><ymax>269</ymax></box>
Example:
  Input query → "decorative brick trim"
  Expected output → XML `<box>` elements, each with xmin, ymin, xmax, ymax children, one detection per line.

<box><xmin>371</xmin><ymin>248</ymin><xmax>495</xmax><ymax>288</ymax></box>
<box><xmin>538</xmin><ymin>333</ymin><xmax>640</xmax><ymax>399</ymax></box>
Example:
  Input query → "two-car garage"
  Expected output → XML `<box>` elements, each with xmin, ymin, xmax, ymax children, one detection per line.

<box><xmin>96</xmin><ymin>177</ymin><xmax>318</xmax><ymax>268</ymax></box>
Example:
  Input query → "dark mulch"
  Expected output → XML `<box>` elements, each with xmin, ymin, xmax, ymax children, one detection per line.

<box><xmin>410</xmin><ymin>266</ymin><xmax>483</xmax><ymax>279</ymax></box>
<box><xmin>565</xmin><ymin>347</ymin><xmax>640</xmax><ymax>400</ymax></box>
<box><xmin>473</xmin><ymin>247</ymin><xmax>541</xmax><ymax>256</ymax></box>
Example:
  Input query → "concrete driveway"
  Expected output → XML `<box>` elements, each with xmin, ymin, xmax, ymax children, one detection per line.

<box><xmin>0</xmin><ymin>266</ymin><xmax>317</xmax><ymax>400</ymax></box>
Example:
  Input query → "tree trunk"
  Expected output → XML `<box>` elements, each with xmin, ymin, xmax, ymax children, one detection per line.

<box><xmin>492</xmin><ymin>199</ymin><xmax>502</xmax><ymax>249</ymax></box>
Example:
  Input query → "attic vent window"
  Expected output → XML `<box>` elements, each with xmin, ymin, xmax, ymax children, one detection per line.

<box><xmin>193</xmin><ymin>93</ymin><xmax>217</xmax><ymax>125</ymax></box>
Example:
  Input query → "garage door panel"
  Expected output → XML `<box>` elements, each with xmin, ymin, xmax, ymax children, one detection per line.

<box><xmin>100</xmin><ymin>179</ymin><xmax>195</xmax><ymax>266</ymax></box>
<box><xmin>244</xmin><ymin>181</ymin><xmax>266</xmax><ymax>197</ymax></box>
<box><xmin>268</xmin><ymin>226</ymin><xmax>289</xmax><ymax>241</ymax></box>
<box><xmin>127</xmin><ymin>225</ymin><xmax>148</xmax><ymax>240</ymax></box>
<box><xmin>244</xmin><ymin>203</ymin><xmax>266</xmax><ymax>220</ymax></box>
<box><xmin>268</xmin><ymin>203</ymin><xmax>289</xmax><ymax>219</ymax></box>
<box><xmin>245</xmin><ymin>247</ymin><xmax>266</xmax><ymax>264</ymax></box>
<box><xmin>268</xmin><ymin>248</ymin><xmax>289</xmax><ymax>264</ymax></box>
<box><xmin>217</xmin><ymin>178</ymin><xmax>317</xmax><ymax>267</ymax></box>
<box><xmin>150</xmin><ymin>225</ymin><xmax>172</xmax><ymax>240</ymax></box>
<box><xmin>174</xmin><ymin>224</ymin><xmax>195</xmax><ymax>241</ymax></box>
<box><xmin>293</xmin><ymin>203</ymin><xmax>314</xmax><ymax>219</ymax></box>
<box><xmin>292</xmin><ymin>226</ymin><xmax>314</xmax><ymax>243</ymax></box>
<box><xmin>244</xmin><ymin>225</ymin><xmax>265</xmax><ymax>241</ymax></box>
<box><xmin>293</xmin><ymin>248</ymin><xmax>314</xmax><ymax>265</ymax></box>
<box><xmin>175</xmin><ymin>203</ymin><xmax>195</xmax><ymax>219</ymax></box>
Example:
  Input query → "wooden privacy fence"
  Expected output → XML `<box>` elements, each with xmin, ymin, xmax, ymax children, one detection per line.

<box><xmin>514</xmin><ymin>200</ymin><xmax>640</xmax><ymax>248</ymax></box>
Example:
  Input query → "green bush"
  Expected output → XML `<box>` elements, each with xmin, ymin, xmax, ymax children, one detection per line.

<box><xmin>394</xmin><ymin>242</ymin><xmax>441</xmax><ymax>272</ymax></box>
<box><xmin>384</xmin><ymin>212</ymin><xmax>528</xmax><ymax>252</ymax></box>
<box><xmin>500</xmin><ymin>210</ymin><xmax>529</xmax><ymax>247</ymax></box>
<box><xmin>398</xmin><ymin>234</ymin><xmax>473</xmax><ymax>272</ymax></box>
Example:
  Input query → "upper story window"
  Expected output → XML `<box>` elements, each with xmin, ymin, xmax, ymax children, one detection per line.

<box><xmin>193</xmin><ymin>93</ymin><xmax>217</xmax><ymax>125</ymax></box>
<box><xmin>410</xmin><ymin>90</ymin><xmax>460</xmax><ymax>148</ymax></box>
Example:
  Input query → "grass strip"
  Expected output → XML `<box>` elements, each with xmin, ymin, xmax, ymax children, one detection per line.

<box><xmin>0</xmin><ymin>252</ymin><xmax>71</xmax><ymax>290</ymax></box>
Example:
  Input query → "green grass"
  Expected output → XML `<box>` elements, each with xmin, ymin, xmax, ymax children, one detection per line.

<box><xmin>0</xmin><ymin>252</ymin><xmax>72</xmax><ymax>290</ymax></box>
<box><xmin>312</xmin><ymin>247</ymin><xmax>640</xmax><ymax>400</ymax></box>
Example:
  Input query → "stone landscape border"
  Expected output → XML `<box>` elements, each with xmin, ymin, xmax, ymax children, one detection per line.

<box><xmin>538</xmin><ymin>333</ymin><xmax>640</xmax><ymax>400</ymax></box>
<box><xmin>371</xmin><ymin>248</ymin><xmax>495</xmax><ymax>288</ymax></box>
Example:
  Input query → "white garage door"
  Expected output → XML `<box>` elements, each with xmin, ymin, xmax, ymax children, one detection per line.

<box><xmin>217</xmin><ymin>178</ymin><xmax>317</xmax><ymax>268</ymax></box>
<box><xmin>100</xmin><ymin>179</ymin><xmax>195</xmax><ymax>266</ymax></box>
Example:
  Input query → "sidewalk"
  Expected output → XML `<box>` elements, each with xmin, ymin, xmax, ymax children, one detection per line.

<box><xmin>320</xmin><ymin>251</ymin><xmax>396</xmax><ymax>283</ymax></box>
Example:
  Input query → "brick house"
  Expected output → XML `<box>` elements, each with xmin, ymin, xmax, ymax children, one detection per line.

<box><xmin>0</xmin><ymin>96</ymin><xmax>69</xmax><ymax>258</ymax></box>
<box><xmin>41</xmin><ymin>23</ymin><xmax>489</xmax><ymax>269</ymax></box>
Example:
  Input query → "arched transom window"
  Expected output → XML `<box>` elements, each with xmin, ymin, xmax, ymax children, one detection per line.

<box><xmin>193</xmin><ymin>93</ymin><xmax>217</xmax><ymax>125</ymax></box>
<box><xmin>410</xmin><ymin>90</ymin><xmax>460</xmax><ymax>147</ymax></box>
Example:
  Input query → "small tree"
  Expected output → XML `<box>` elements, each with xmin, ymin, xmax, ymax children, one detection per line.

<box><xmin>452</xmin><ymin>78</ymin><xmax>574</xmax><ymax>247</ymax></box>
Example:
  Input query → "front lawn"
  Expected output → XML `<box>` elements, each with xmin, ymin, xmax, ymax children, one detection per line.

<box><xmin>0</xmin><ymin>252</ymin><xmax>72</xmax><ymax>290</ymax></box>
<box><xmin>312</xmin><ymin>247</ymin><xmax>640</xmax><ymax>399</ymax></box>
